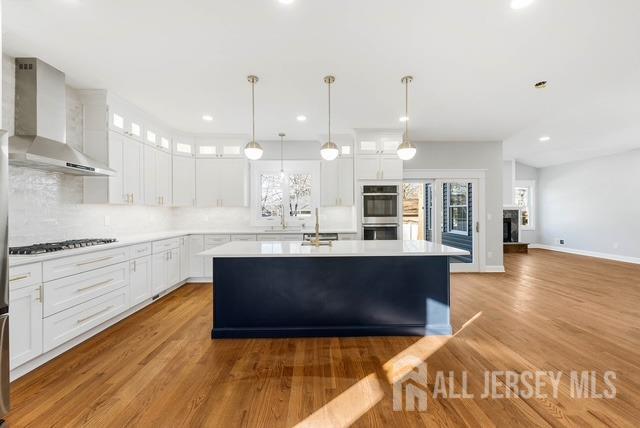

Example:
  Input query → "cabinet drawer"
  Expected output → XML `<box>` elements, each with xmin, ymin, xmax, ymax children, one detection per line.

<box><xmin>9</xmin><ymin>263</ymin><xmax>42</xmax><ymax>290</ymax></box>
<box><xmin>204</xmin><ymin>235</ymin><xmax>230</xmax><ymax>249</ymax></box>
<box><xmin>231</xmin><ymin>234</ymin><xmax>257</xmax><ymax>242</ymax></box>
<box><xmin>339</xmin><ymin>234</ymin><xmax>359</xmax><ymax>241</ymax></box>
<box><xmin>43</xmin><ymin>261</ymin><xmax>130</xmax><ymax>317</ymax></box>
<box><xmin>43</xmin><ymin>247</ymin><xmax>131</xmax><ymax>282</ymax></box>
<box><xmin>130</xmin><ymin>242</ymin><xmax>152</xmax><ymax>258</ymax></box>
<box><xmin>43</xmin><ymin>287</ymin><xmax>130</xmax><ymax>352</ymax></box>
<box><xmin>257</xmin><ymin>234</ymin><xmax>302</xmax><ymax>241</ymax></box>
<box><xmin>152</xmin><ymin>238</ymin><xmax>180</xmax><ymax>254</ymax></box>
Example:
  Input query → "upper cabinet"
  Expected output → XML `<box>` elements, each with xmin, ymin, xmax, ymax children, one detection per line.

<box><xmin>196</xmin><ymin>158</ymin><xmax>248</xmax><ymax>207</ymax></box>
<box><xmin>321</xmin><ymin>157</ymin><xmax>354</xmax><ymax>206</ymax></box>
<box><xmin>195</xmin><ymin>136</ymin><xmax>245</xmax><ymax>159</ymax></box>
<box><xmin>173</xmin><ymin>136</ymin><xmax>196</xmax><ymax>157</ymax></box>
<box><xmin>355</xmin><ymin>130</ymin><xmax>404</xmax><ymax>180</ymax></box>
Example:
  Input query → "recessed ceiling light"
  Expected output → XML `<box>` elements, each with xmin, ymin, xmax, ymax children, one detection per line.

<box><xmin>510</xmin><ymin>0</ymin><xmax>534</xmax><ymax>10</ymax></box>
<box><xmin>534</xmin><ymin>80</ymin><xmax>548</xmax><ymax>89</ymax></box>
<box><xmin>399</xmin><ymin>116</ymin><xmax>409</xmax><ymax>122</ymax></box>
<box><xmin>296</xmin><ymin>115</ymin><xmax>307</xmax><ymax>122</ymax></box>
<box><xmin>278</xmin><ymin>0</ymin><xmax>295</xmax><ymax>4</ymax></box>
<box><xmin>539</xmin><ymin>135</ymin><xmax>551</xmax><ymax>142</ymax></box>
<box><xmin>202</xmin><ymin>114</ymin><xmax>213</xmax><ymax>122</ymax></box>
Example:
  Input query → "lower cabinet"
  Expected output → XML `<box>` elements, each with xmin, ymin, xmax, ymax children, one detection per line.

<box><xmin>152</xmin><ymin>248</ymin><xmax>180</xmax><ymax>295</ymax></box>
<box><xmin>9</xmin><ymin>284</ymin><xmax>43</xmax><ymax>370</ymax></box>
<box><xmin>189</xmin><ymin>235</ymin><xmax>205</xmax><ymax>278</ymax></box>
<box><xmin>204</xmin><ymin>235</ymin><xmax>231</xmax><ymax>278</ymax></box>
<box><xmin>43</xmin><ymin>286</ymin><xmax>130</xmax><ymax>352</ymax></box>
<box><xmin>130</xmin><ymin>256</ymin><xmax>152</xmax><ymax>307</ymax></box>
<box><xmin>179</xmin><ymin>236</ymin><xmax>190</xmax><ymax>282</ymax></box>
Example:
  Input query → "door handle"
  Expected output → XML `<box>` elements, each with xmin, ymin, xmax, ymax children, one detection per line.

<box><xmin>476</xmin><ymin>222</ymin><xmax>480</xmax><ymax>233</ymax></box>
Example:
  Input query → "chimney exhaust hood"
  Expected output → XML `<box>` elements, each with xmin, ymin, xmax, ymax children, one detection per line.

<box><xmin>8</xmin><ymin>58</ymin><xmax>115</xmax><ymax>176</ymax></box>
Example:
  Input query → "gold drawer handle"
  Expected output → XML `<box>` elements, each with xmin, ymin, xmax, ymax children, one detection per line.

<box><xmin>77</xmin><ymin>278</ymin><xmax>114</xmax><ymax>292</ymax></box>
<box><xmin>77</xmin><ymin>306</ymin><xmax>114</xmax><ymax>325</ymax></box>
<box><xmin>9</xmin><ymin>274</ymin><xmax>30</xmax><ymax>282</ymax></box>
<box><xmin>76</xmin><ymin>256</ymin><xmax>114</xmax><ymax>266</ymax></box>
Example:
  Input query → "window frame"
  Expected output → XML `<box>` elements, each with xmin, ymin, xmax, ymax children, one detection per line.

<box><xmin>446</xmin><ymin>183</ymin><xmax>469</xmax><ymax>236</ymax></box>
<box><xmin>251</xmin><ymin>160</ymin><xmax>320</xmax><ymax>227</ymax></box>
<box><xmin>513</xmin><ymin>180</ymin><xmax>536</xmax><ymax>231</ymax></box>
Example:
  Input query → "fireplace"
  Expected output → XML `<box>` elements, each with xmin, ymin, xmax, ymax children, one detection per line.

<box><xmin>503</xmin><ymin>209</ymin><xmax>519</xmax><ymax>243</ymax></box>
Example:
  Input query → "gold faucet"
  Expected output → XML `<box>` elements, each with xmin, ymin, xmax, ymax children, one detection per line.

<box><xmin>305</xmin><ymin>208</ymin><xmax>332</xmax><ymax>247</ymax></box>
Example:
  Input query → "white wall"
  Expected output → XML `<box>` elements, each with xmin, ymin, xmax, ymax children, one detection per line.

<box><xmin>515</xmin><ymin>161</ymin><xmax>538</xmax><ymax>243</ymax></box>
<box><xmin>405</xmin><ymin>141</ymin><xmax>504</xmax><ymax>268</ymax></box>
<box><xmin>503</xmin><ymin>160</ymin><xmax>514</xmax><ymax>206</ymax></box>
<box><xmin>537</xmin><ymin>149</ymin><xmax>640</xmax><ymax>259</ymax></box>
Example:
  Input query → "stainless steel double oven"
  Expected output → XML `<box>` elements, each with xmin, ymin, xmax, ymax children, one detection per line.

<box><xmin>362</xmin><ymin>185</ymin><xmax>399</xmax><ymax>240</ymax></box>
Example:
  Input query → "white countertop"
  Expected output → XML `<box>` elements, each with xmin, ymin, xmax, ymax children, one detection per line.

<box><xmin>199</xmin><ymin>240</ymin><xmax>470</xmax><ymax>258</ymax></box>
<box><xmin>8</xmin><ymin>228</ymin><xmax>358</xmax><ymax>267</ymax></box>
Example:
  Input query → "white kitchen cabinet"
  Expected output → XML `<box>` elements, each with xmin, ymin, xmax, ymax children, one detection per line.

<box><xmin>179</xmin><ymin>237</ymin><xmax>190</xmax><ymax>282</ymax></box>
<box><xmin>173</xmin><ymin>156</ymin><xmax>196</xmax><ymax>207</ymax></box>
<box><xmin>173</xmin><ymin>136</ymin><xmax>195</xmax><ymax>157</ymax></box>
<box><xmin>151</xmin><ymin>252</ymin><xmax>168</xmax><ymax>295</ymax></box>
<box><xmin>203</xmin><ymin>235</ymin><xmax>231</xmax><ymax>278</ymax></box>
<box><xmin>189</xmin><ymin>235</ymin><xmax>205</xmax><ymax>278</ymax></box>
<box><xmin>195</xmin><ymin>137</ymin><xmax>244</xmax><ymax>158</ymax></box>
<box><xmin>357</xmin><ymin>157</ymin><xmax>403</xmax><ymax>180</ymax></box>
<box><xmin>122</xmin><ymin>137</ymin><xmax>144</xmax><ymax>205</ymax></box>
<box><xmin>130</xmin><ymin>255</ymin><xmax>152</xmax><ymax>307</ymax></box>
<box><xmin>43</xmin><ymin>287</ymin><xmax>129</xmax><ymax>352</ymax></box>
<box><xmin>196</xmin><ymin>158</ymin><xmax>248</xmax><ymax>207</ymax></box>
<box><xmin>9</xmin><ymin>284</ymin><xmax>43</xmax><ymax>369</ymax></box>
<box><xmin>356</xmin><ymin>133</ymin><xmax>401</xmax><ymax>155</ymax></box>
<box><xmin>321</xmin><ymin>157</ymin><xmax>354</xmax><ymax>206</ymax></box>
<box><xmin>144</xmin><ymin>146</ymin><xmax>172</xmax><ymax>206</ymax></box>
<box><xmin>152</xmin><ymin>248</ymin><xmax>180</xmax><ymax>295</ymax></box>
<box><xmin>168</xmin><ymin>248</ymin><xmax>180</xmax><ymax>287</ymax></box>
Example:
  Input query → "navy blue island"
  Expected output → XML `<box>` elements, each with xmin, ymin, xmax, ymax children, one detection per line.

<box><xmin>200</xmin><ymin>240</ymin><xmax>469</xmax><ymax>339</ymax></box>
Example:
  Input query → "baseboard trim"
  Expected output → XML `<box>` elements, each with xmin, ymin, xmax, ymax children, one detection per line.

<box><xmin>483</xmin><ymin>265</ymin><xmax>506</xmax><ymax>273</ymax></box>
<box><xmin>530</xmin><ymin>244</ymin><xmax>640</xmax><ymax>265</ymax></box>
<box><xmin>10</xmin><ymin>281</ymin><xmax>188</xmax><ymax>382</ymax></box>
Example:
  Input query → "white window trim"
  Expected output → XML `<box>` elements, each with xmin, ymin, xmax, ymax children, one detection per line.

<box><xmin>513</xmin><ymin>180</ymin><xmax>536</xmax><ymax>231</ymax></box>
<box><xmin>250</xmin><ymin>160</ymin><xmax>320</xmax><ymax>227</ymax></box>
<box><xmin>446</xmin><ymin>183</ymin><xmax>469</xmax><ymax>235</ymax></box>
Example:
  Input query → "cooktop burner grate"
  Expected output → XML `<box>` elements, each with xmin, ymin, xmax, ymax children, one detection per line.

<box><xmin>9</xmin><ymin>238</ymin><xmax>118</xmax><ymax>255</ymax></box>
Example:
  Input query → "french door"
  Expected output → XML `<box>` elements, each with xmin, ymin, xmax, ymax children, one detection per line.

<box><xmin>404</xmin><ymin>179</ymin><xmax>480</xmax><ymax>272</ymax></box>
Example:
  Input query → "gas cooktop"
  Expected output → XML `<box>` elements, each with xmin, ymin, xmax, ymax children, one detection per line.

<box><xmin>9</xmin><ymin>238</ymin><xmax>118</xmax><ymax>255</ymax></box>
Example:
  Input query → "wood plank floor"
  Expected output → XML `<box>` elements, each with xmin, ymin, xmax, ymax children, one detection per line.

<box><xmin>6</xmin><ymin>249</ymin><xmax>640</xmax><ymax>427</ymax></box>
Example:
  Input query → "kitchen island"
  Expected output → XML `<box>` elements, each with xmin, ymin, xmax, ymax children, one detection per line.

<box><xmin>200</xmin><ymin>240</ymin><xmax>469</xmax><ymax>339</ymax></box>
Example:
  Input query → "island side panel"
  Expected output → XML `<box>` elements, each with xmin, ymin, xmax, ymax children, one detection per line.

<box><xmin>212</xmin><ymin>256</ymin><xmax>451</xmax><ymax>338</ymax></box>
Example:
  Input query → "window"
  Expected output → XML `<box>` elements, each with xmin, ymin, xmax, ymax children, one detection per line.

<box><xmin>252</xmin><ymin>161</ymin><xmax>320</xmax><ymax>225</ymax></box>
<box><xmin>514</xmin><ymin>180</ymin><xmax>536</xmax><ymax>230</ymax></box>
<box><xmin>112</xmin><ymin>113</ymin><xmax>124</xmax><ymax>129</ymax></box>
<box><xmin>447</xmin><ymin>183</ymin><xmax>468</xmax><ymax>235</ymax></box>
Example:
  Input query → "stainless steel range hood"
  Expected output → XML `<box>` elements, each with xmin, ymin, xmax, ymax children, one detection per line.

<box><xmin>8</xmin><ymin>58</ymin><xmax>115</xmax><ymax>176</ymax></box>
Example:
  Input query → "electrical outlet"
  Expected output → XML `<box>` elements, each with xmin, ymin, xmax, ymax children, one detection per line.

<box><xmin>560</xmin><ymin>239</ymin><xmax>565</xmax><ymax>245</ymax></box>
<box><xmin>554</xmin><ymin>238</ymin><xmax>565</xmax><ymax>245</ymax></box>
<box><xmin>104</xmin><ymin>216</ymin><xmax>111</xmax><ymax>226</ymax></box>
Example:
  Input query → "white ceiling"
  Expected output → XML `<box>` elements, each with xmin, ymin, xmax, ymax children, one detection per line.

<box><xmin>3</xmin><ymin>0</ymin><xmax>640</xmax><ymax>167</ymax></box>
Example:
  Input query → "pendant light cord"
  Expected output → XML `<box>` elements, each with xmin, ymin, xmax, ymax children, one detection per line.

<box><xmin>328</xmin><ymin>79</ymin><xmax>332</xmax><ymax>142</ymax></box>
<box><xmin>251</xmin><ymin>79</ymin><xmax>256</xmax><ymax>142</ymax></box>
<box><xmin>404</xmin><ymin>78</ymin><xmax>409</xmax><ymax>141</ymax></box>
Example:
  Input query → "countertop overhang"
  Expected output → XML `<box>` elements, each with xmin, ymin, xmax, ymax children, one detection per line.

<box><xmin>199</xmin><ymin>240</ymin><xmax>470</xmax><ymax>258</ymax></box>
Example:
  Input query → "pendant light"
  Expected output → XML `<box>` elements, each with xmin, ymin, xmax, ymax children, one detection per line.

<box><xmin>279</xmin><ymin>132</ymin><xmax>286</xmax><ymax>180</ymax></box>
<box><xmin>397</xmin><ymin>75</ymin><xmax>417</xmax><ymax>161</ymax></box>
<box><xmin>320</xmin><ymin>75</ymin><xmax>339</xmax><ymax>161</ymax></box>
<box><xmin>244</xmin><ymin>75</ymin><xmax>264</xmax><ymax>160</ymax></box>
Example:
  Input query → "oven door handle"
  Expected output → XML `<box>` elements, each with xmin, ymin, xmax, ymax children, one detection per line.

<box><xmin>362</xmin><ymin>193</ymin><xmax>398</xmax><ymax>196</ymax></box>
<box><xmin>363</xmin><ymin>224</ymin><xmax>399</xmax><ymax>227</ymax></box>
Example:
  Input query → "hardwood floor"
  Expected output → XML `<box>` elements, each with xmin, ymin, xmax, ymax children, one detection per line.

<box><xmin>6</xmin><ymin>249</ymin><xmax>640</xmax><ymax>427</ymax></box>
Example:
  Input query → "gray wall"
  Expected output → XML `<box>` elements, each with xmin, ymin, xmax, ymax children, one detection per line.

<box><xmin>405</xmin><ymin>141</ymin><xmax>504</xmax><ymax>268</ymax></box>
<box><xmin>537</xmin><ymin>149</ymin><xmax>640</xmax><ymax>258</ymax></box>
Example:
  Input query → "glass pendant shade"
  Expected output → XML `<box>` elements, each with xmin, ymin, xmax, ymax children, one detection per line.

<box><xmin>320</xmin><ymin>141</ymin><xmax>339</xmax><ymax>161</ymax></box>
<box><xmin>244</xmin><ymin>141</ymin><xmax>263</xmax><ymax>160</ymax></box>
<box><xmin>396</xmin><ymin>140</ymin><xmax>417</xmax><ymax>161</ymax></box>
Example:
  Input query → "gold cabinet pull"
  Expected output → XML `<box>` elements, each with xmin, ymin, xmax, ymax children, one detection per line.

<box><xmin>77</xmin><ymin>306</ymin><xmax>114</xmax><ymax>325</ymax></box>
<box><xmin>76</xmin><ymin>256</ymin><xmax>114</xmax><ymax>266</ymax></box>
<box><xmin>77</xmin><ymin>278</ymin><xmax>114</xmax><ymax>292</ymax></box>
<box><xmin>9</xmin><ymin>274</ymin><xmax>30</xmax><ymax>282</ymax></box>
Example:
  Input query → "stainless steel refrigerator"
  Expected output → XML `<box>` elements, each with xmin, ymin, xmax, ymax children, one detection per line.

<box><xmin>0</xmin><ymin>129</ymin><xmax>10</xmax><ymax>418</ymax></box>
